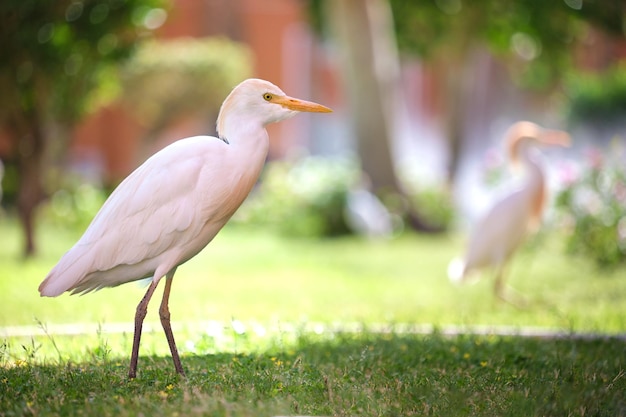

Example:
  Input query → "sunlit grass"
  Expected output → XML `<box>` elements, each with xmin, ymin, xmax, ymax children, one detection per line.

<box><xmin>2</xmin><ymin>215</ymin><xmax>626</xmax><ymax>336</ymax></box>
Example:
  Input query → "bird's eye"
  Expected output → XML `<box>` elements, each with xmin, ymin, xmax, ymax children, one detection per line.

<box><xmin>263</xmin><ymin>93</ymin><xmax>273</xmax><ymax>101</ymax></box>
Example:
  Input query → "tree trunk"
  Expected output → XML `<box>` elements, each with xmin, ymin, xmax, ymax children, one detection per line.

<box><xmin>442</xmin><ymin>58</ymin><xmax>466</xmax><ymax>186</ymax></box>
<box><xmin>326</xmin><ymin>0</ymin><xmax>442</xmax><ymax>232</ymax></box>
<box><xmin>13</xmin><ymin>111</ymin><xmax>46</xmax><ymax>257</ymax></box>
<box><xmin>327</xmin><ymin>0</ymin><xmax>396</xmax><ymax>190</ymax></box>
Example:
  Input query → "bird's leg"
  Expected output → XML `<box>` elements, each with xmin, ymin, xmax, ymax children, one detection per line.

<box><xmin>493</xmin><ymin>264</ymin><xmax>527</xmax><ymax>309</ymax></box>
<box><xmin>493</xmin><ymin>265</ymin><xmax>506</xmax><ymax>302</ymax></box>
<box><xmin>129</xmin><ymin>279</ymin><xmax>160</xmax><ymax>379</ymax></box>
<box><xmin>159</xmin><ymin>269</ymin><xmax>185</xmax><ymax>377</ymax></box>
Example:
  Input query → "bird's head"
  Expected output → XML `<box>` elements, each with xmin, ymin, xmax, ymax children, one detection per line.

<box><xmin>217</xmin><ymin>78</ymin><xmax>332</xmax><ymax>140</ymax></box>
<box><xmin>506</xmin><ymin>121</ymin><xmax>571</xmax><ymax>166</ymax></box>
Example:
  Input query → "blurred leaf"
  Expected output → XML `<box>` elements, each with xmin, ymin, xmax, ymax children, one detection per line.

<box><xmin>565</xmin><ymin>63</ymin><xmax>626</xmax><ymax>126</ymax></box>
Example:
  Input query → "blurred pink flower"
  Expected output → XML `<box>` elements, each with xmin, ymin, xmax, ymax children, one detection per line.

<box><xmin>584</xmin><ymin>147</ymin><xmax>604</xmax><ymax>170</ymax></box>
<box><xmin>557</xmin><ymin>161</ymin><xmax>579</xmax><ymax>187</ymax></box>
<box><xmin>614</xmin><ymin>180</ymin><xmax>626</xmax><ymax>204</ymax></box>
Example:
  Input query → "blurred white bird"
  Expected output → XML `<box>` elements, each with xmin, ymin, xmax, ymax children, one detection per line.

<box><xmin>448</xmin><ymin>121</ymin><xmax>570</xmax><ymax>306</ymax></box>
<box><xmin>39</xmin><ymin>78</ymin><xmax>332</xmax><ymax>378</ymax></box>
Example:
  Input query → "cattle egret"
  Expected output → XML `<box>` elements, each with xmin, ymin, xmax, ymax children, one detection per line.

<box><xmin>448</xmin><ymin>121</ymin><xmax>570</xmax><ymax>306</ymax></box>
<box><xmin>39</xmin><ymin>78</ymin><xmax>332</xmax><ymax>378</ymax></box>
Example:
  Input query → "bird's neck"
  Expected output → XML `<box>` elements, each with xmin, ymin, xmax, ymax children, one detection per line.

<box><xmin>217</xmin><ymin>121</ymin><xmax>270</xmax><ymax>218</ymax></box>
<box><xmin>519</xmin><ymin>149</ymin><xmax>546</xmax><ymax>230</ymax></box>
<box><xmin>219</xmin><ymin>119</ymin><xmax>270</xmax><ymax>172</ymax></box>
<box><xmin>217</xmin><ymin>109</ymin><xmax>266</xmax><ymax>145</ymax></box>
<box><xmin>519</xmin><ymin>148</ymin><xmax>544</xmax><ymax>183</ymax></box>
<box><xmin>219</xmin><ymin>123</ymin><xmax>269</xmax><ymax>151</ymax></box>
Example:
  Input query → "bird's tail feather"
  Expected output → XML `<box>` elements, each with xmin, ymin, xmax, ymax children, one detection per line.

<box><xmin>447</xmin><ymin>257</ymin><xmax>467</xmax><ymax>283</ymax></box>
<box><xmin>39</xmin><ymin>246</ymin><xmax>91</xmax><ymax>297</ymax></box>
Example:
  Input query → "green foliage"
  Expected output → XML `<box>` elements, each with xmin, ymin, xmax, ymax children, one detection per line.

<box><xmin>0</xmin><ymin>0</ymin><xmax>167</xmax><ymax>126</ymax></box>
<box><xmin>309</xmin><ymin>0</ymin><xmax>594</xmax><ymax>89</ymax></box>
<box><xmin>309</xmin><ymin>0</ymin><xmax>626</xmax><ymax>91</ymax></box>
<box><xmin>555</xmin><ymin>145</ymin><xmax>626</xmax><ymax>267</ymax></box>
<box><xmin>121</xmin><ymin>37</ymin><xmax>251</xmax><ymax>135</ymax></box>
<box><xmin>565</xmin><ymin>63</ymin><xmax>626</xmax><ymax>127</ymax></box>
<box><xmin>236</xmin><ymin>156</ymin><xmax>360</xmax><ymax>237</ymax></box>
<box><xmin>389</xmin><ymin>0</ymin><xmax>584</xmax><ymax>90</ymax></box>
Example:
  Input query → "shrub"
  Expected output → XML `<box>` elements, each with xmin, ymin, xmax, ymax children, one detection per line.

<box><xmin>121</xmin><ymin>37</ymin><xmax>251</xmax><ymax>135</ymax></box>
<box><xmin>408</xmin><ymin>185</ymin><xmax>454</xmax><ymax>231</ymax></box>
<box><xmin>235</xmin><ymin>156</ymin><xmax>454</xmax><ymax>238</ymax></box>
<box><xmin>555</xmin><ymin>144</ymin><xmax>626</xmax><ymax>267</ymax></box>
<box><xmin>235</xmin><ymin>156</ymin><xmax>360</xmax><ymax>238</ymax></box>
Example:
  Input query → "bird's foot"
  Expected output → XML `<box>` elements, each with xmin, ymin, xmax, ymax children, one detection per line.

<box><xmin>496</xmin><ymin>288</ymin><xmax>528</xmax><ymax>309</ymax></box>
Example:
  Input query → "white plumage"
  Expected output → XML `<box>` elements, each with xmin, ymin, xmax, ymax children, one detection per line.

<box><xmin>39</xmin><ymin>78</ymin><xmax>331</xmax><ymax>377</ymax></box>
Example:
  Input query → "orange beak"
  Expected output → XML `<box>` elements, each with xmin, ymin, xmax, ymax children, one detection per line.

<box><xmin>538</xmin><ymin>129</ymin><xmax>571</xmax><ymax>148</ymax></box>
<box><xmin>274</xmin><ymin>95</ymin><xmax>333</xmax><ymax>113</ymax></box>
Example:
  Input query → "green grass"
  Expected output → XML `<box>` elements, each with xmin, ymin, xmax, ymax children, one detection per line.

<box><xmin>1</xmin><ymin>216</ymin><xmax>626</xmax><ymax>416</ymax></box>
<box><xmin>2</xmin><ymin>332</ymin><xmax>625</xmax><ymax>416</ymax></box>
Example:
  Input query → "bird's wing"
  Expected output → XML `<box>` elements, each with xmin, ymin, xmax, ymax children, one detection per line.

<box><xmin>87</xmin><ymin>137</ymin><xmax>234</xmax><ymax>264</ymax></box>
<box><xmin>41</xmin><ymin>137</ymin><xmax>232</xmax><ymax>295</ymax></box>
<box><xmin>464</xmin><ymin>186</ymin><xmax>534</xmax><ymax>270</ymax></box>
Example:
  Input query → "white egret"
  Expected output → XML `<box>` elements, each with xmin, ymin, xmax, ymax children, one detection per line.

<box><xmin>39</xmin><ymin>78</ymin><xmax>332</xmax><ymax>378</ymax></box>
<box><xmin>448</xmin><ymin>121</ymin><xmax>570</xmax><ymax>305</ymax></box>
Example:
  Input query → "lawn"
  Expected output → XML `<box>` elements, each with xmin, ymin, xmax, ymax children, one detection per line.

<box><xmin>1</xmin><ymin>216</ymin><xmax>625</xmax><ymax>416</ymax></box>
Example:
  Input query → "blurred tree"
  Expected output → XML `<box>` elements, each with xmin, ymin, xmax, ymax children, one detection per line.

<box><xmin>321</xmin><ymin>0</ymin><xmax>442</xmax><ymax>232</ymax></box>
<box><xmin>310</xmin><ymin>0</ymin><xmax>623</xmax><ymax>190</ymax></box>
<box><xmin>389</xmin><ymin>0</ymin><xmax>623</xmax><ymax>181</ymax></box>
<box><xmin>0</xmin><ymin>0</ymin><xmax>166</xmax><ymax>256</ymax></box>
<box><xmin>120</xmin><ymin>37</ymin><xmax>251</xmax><ymax>150</ymax></box>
